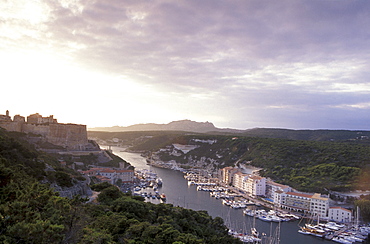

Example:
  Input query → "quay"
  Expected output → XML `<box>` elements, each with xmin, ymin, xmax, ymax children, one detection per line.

<box><xmin>183</xmin><ymin>170</ymin><xmax>370</xmax><ymax>244</ymax></box>
<box><xmin>110</xmin><ymin>147</ymin><xmax>369</xmax><ymax>244</ymax></box>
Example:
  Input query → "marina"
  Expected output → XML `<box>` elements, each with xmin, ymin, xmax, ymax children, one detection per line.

<box><xmin>109</xmin><ymin>146</ymin><xmax>369</xmax><ymax>244</ymax></box>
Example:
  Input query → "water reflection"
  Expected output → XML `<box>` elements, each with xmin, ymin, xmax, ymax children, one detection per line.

<box><xmin>108</xmin><ymin>146</ymin><xmax>349</xmax><ymax>244</ymax></box>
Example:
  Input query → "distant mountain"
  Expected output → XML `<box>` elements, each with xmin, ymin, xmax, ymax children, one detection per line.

<box><xmin>89</xmin><ymin>120</ymin><xmax>244</xmax><ymax>133</ymax></box>
<box><xmin>89</xmin><ymin>120</ymin><xmax>370</xmax><ymax>142</ymax></box>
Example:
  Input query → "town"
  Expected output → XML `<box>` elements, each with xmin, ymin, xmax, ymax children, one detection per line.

<box><xmin>1</xmin><ymin>110</ymin><xmax>369</xmax><ymax>243</ymax></box>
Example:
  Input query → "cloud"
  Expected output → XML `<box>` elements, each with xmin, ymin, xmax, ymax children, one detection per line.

<box><xmin>1</xmin><ymin>0</ymin><xmax>370</xmax><ymax>129</ymax></box>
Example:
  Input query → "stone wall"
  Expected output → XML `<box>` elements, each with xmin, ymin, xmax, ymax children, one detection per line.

<box><xmin>47</xmin><ymin>124</ymin><xmax>88</xmax><ymax>150</ymax></box>
<box><xmin>0</xmin><ymin>121</ymin><xmax>89</xmax><ymax>150</ymax></box>
<box><xmin>51</xmin><ymin>181</ymin><xmax>92</xmax><ymax>199</ymax></box>
<box><xmin>0</xmin><ymin>121</ymin><xmax>23</xmax><ymax>132</ymax></box>
<box><xmin>22</xmin><ymin>123</ymin><xmax>50</xmax><ymax>136</ymax></box>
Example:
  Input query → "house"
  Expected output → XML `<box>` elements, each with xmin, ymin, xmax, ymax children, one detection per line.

<box><xmin>328</xmin><ymin>207</ymin><xmax>352</xmax><ymax>223</ymax></box>
<box><xmin>116</xmin><ymin>169</ymin><xmax>134</xmax><ymax>182</ymax></box>
<box><xmin>81</xmin><ymin>167</ymin><xmax>134</xmax><ymax>184</ymax></box>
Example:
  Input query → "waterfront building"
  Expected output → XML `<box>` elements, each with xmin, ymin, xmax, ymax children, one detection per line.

<box><xmin>274</xmin><ymin>190</ymin><xmax>284</xmax><ymax>207</ymax></box>
<box><xmin>266</xmin><ymin>180</ymin><xmax>291</xmax><ymax>201</ymax></box>
<box><xmin>219</xmin><ymin>167</ymin><xmax>241</xmax><ymax>185</ymax></box>
<box><xmin>328</xmin><ymin>207</ymin><xmax>352</xmax><ymax>223</ymax></box>
<box><xmin>310</xmin><ymin>193</ymin><xmax>329</xmax><ymax>218</ymax></box>
<box><xmin>233</xmin><ymin>171</ymin><xmax>249</xmax><ymax>191</ymax></box>
<box><xmin>280</xmin><ymin>192</ymin><xmax>313</xmax><ymax>213</ymax></box>
<box><xmin>116</xmin><ymin>169</ymin><xmax>134</xmax><ymax>182</ymax></box>
<box><xmin>279</xmin><ymin>191</ymin><xmax>329</xmax><ymax>217</ymax></box>
<box><xmin>82</xmin><ymin>167</ymin><xmax>134</xmax><ymax>184</ymax></box>
<box><xmin>246</xmin><ymin>175</ymin><xmax>266</xmax><ymax>197</ymax></box>
<box><xmin>220</xmin><ymin>167</ymin><xmax>266</xmax><ymax>197</ymax></box>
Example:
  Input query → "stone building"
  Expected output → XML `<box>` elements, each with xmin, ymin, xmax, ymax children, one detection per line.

<box><xmin>0</xmin><ymin>110</ymin><xmax>89</xmax><ymax>150</ymax></box>
<box><xmin>0</xmin><ymin>110</ymin><xmax>11</xmax><ymax>122</ymax></box>
<box><xmin>27</xmin><ymin>113</ymin><xmax>57</xmax><ymax>124</ymax></box>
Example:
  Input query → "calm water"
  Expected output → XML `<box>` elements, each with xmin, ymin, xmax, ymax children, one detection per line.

<box><xmin>109</xmin><ymin>146</ymin><xmax>361</xmax><ymax>244</ymax></box>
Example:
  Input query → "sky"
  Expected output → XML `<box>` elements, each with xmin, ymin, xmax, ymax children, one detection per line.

<box><xmin>1</xmin><ymin>0</ymin><xmax>370</xmax><ymax>130</ymax></box>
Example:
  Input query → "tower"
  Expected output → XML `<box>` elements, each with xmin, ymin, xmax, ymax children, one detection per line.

<box><xmin>6</xmin><ymin>110</ymin><xmax>9</xmax><ymax>117</ymax></box>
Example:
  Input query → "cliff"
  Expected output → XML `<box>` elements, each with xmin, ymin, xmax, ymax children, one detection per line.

<box><xmin>0</xmin><ymin>112</ymin><xmax>89</xmax><ymax>150</ymax></box>
<box><xmin>22</xmin><ymin>123</ymin><xmax>89</xmax><ymax>150</ymax></box>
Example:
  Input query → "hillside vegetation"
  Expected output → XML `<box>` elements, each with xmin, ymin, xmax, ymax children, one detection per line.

<box><xmin>0</xmin><ymin>128</ymin><xmax>239</xmax><ymax>243</ymax></box>
<box><xmin>88</xmin><ymin>130</ymin><xmax>370</xmax><ymax>193</ymax></box>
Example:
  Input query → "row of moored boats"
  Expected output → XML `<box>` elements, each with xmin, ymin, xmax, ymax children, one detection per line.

<box><xmin>243</xmin><ymin>209</ymin><xmax>300</xmax><ymax>222</ymax></box>
<box><xmin>298</xmin><ymin>221</ymin><xmax>370</xmax><ymax>243</ymax></box>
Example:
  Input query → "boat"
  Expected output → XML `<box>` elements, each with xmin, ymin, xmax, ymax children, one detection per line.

<box><xmin>297</xmin><ymin>214</ymin><xmax>327</xmax><ymax>238</ymax></box>
<box><xmin>243</xmin><ymin>209</ymin><xmax>255</xmax><ymax>217</ymax></box>
<box><xmin>258</xmin><ymin>215</ymin><xmax>272</xmax><ymax>222</ymax></box>
<box><xmin>251</xmin><ymin>227</ymin><xmax>259</xmax><ymax>238</ymax></box>
<box><xmin>298</xmin><ymin>228</ymin><xmax>312</xmax><ymax>235</ymax></box>
<box><xmin>331</xmin><ymin>236</ymin><xmax>352</xmax><ymax>244</ymax></box>
<box><xmin>156</xmin><ymin>177</ymin><xmax>163</xmax><ymax>186</ymax></box>
<box><xmin>269</xmin><ymin>215</ymin><xmax>282</xmax><ymax>222</ymax></box>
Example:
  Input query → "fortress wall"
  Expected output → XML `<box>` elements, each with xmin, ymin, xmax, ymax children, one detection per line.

<box><xmin>0</xmin><ymin>121</ymin><xmax>23</xmax><ymax>132</ymax></box>
<box><xmin>22</xmin><ymin>124</ymin><xmax>50</xmax><ymax>137</ymax></box>
<box><xmin>1</xmin><ymin>118</ymin><xmax>89</xmax><ymax>151</ymax></box>
<box><xmin>47</xmin><ymin>124</ymin><xmax>88</xmax><ymax>149</ymax></box>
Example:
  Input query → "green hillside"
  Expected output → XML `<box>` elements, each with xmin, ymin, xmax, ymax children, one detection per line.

<box><xmin>88</xmin><ymin>131</ymin><xmax>370</xmax><ymax>193</ymax></box>
<box><xmin>240</xmin><ymin>128</ymin><xmax>370</xmax><ymax>142</ymax></box>
<box><xmin>0</xmin><ymin>128</ymin><xmax>239</xmax><ymax>243</ymax></box>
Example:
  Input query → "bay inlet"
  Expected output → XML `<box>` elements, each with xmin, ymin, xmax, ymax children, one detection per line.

<box><xmin>109</xmin><ymin>146</ymin><xmax>365</xmax><ymax>244</ymax></box>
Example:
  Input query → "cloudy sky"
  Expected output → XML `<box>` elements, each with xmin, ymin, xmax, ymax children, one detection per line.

<box><xmin>1</xmin><ymin>0</ymin><xmax>370</xmax><ymax>130</ymax></box>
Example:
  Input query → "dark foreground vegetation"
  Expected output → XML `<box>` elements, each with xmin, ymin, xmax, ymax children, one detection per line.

<box><xmin>0</xmin><ymin>128</ymin><xmax>240</xmax><ymax>243</ymax></box>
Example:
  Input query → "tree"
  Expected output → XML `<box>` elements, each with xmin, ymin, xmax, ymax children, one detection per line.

<box><xmin>97</xmin><ymin>186</ymin><xmax>123</xmax><ymax>205</ymax></box>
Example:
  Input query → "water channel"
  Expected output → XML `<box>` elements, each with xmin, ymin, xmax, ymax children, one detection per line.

<box><xmin>108</xmin><ymin>146</ymin><xmax>365</xmax><ymax>244</ymax></box>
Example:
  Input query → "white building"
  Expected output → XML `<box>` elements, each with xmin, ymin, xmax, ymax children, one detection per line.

<box><xmin>116</xmin><ymin>169</ymin><xmax>134</xmax><ymax>182</ymax></box>
<box><xmin>219</xmin><ymin>167</ymin><xmax>241</xmax><ymax>185</ymax></box>
<box><xmin>246</xmin><ymin>175</ymin><xmax>266</xmax><ymax>197</ymax></box>
<box><xmin>82</xmin><ymin>167</ymin><xmax>134</xmax><ymax>184</ymax></box>
<box><xmin>310</xmin><ymin>193</ymin><xmax>330</xmax><ymax>218</ymax></box>
<box><xmin>232</xmin><ymin>172</ymin><xmax>249</xmax><ymax>191</ymax></box>
<box><xmin>328</xmin><ymin>207</ymin><xmax>352</xmax><ymax>223</ymax></box>
<box><xmin>277</xmin><ymin>191</ymin><xmax>329</xmax><ymax>217</ymax></box>
<box><xmin>266</xmin><ymin>180</ymin><xmax>291</xmax><ymax>202</ymax></box>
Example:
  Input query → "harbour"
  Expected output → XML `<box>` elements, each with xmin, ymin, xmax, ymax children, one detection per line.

<box><xmin>109</xmin><ymin>146</ymin><xmax>369</xmax><ymax>244</ymax></box>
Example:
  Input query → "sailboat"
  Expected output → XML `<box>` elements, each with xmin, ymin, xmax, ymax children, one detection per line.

<box><xmin>267</xmin><ymin>221</ymin><xmax>281</xmax><ymax>244</ymax></box>
<box><xmin>298</xmin><ymin>214</ymin><xmax>326</xmax><ymax>238</ymax></box>
<box><xmin>227</xmin><ymin>208</ymin><xmax>262</xmax><ymax>243</ymax></box>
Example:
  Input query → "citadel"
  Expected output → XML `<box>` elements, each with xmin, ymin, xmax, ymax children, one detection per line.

<box><xmin>0</xmin><ymin>110</ymin><xmax>90</xmax><ymax>151</ymax></box>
